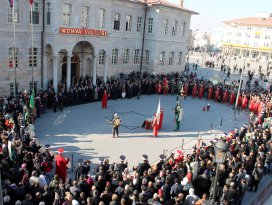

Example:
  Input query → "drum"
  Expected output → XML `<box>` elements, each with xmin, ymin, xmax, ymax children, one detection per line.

<box><xmin>145</xmin><ymin>118</ymin><xmax>153</xmax><ymax>130</ymax></box>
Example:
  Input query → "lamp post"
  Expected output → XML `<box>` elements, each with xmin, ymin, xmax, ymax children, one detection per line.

<box><xmin>211</xmin><ymin>140</ymin><xmax>228</xmax><ymax>205</ymax></box>
<box><xmin>187</xmin><ymin>29</ymin><xmax>199</xmax><ymax>71</ymax></box>
<box><xmin>234</xmin><ymin>42</ymin><xmax>248</xmax><ymax>121</ymax></box>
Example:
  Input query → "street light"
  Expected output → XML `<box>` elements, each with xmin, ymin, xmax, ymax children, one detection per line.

<box><xmin>211</xmin><ymin>140</ymin><xmax>228</xmax><ymax>205</ymax></box>
<box><xmin>234</xmin><ymin>41</ymin><xmax>249</xmax><ymax>121</ymax></box>
<box><xmin>187</xmin><ymin>29</ymin><xmax>199</xmax><ymax>71</ymax></box>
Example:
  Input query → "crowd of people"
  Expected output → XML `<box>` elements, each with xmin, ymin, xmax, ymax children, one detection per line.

<box><xmin>0</xmin><ymin>69</ymin><xmax>272</xmax><ymax>205</ymax></box>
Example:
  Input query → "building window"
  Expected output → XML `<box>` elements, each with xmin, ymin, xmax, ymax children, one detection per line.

<box><xmin>178</xmin><ymin>52</ymin><xmax>183</xmax><ymax>65</ymax></box>
<box><xmin>134</xmin><ymin>49</ymin><xmax>140</xmax><ymax>64</ymax></box>
<box><xmin>63</xmin><ymin>4</ymin><xmax>72</xmax><ymax>26</ymax></box>
<box><xmin>148</xmin><ymin>18</ymin><xmax>153</xmax><ymax>33</ymax></box>
<box><xmin>137</xmin><ymin>17</ymin><xmax>142</xmax><ymax>32</ymax></box>
<box><xmin>114</xmin><ymin>13</ymin><xmax>120</xmax><ymax>30</ymax></box>
<box><xmin>10</xmin><ymin>83</ymin><xmax>19</xmax><ymax>97</ymax></box>
<box><xmin>255</xmin><ymin>34</ymin><xmax>260</xmax><ymax>38</ymax></box>
<box><xmin>169</xmin><ymin>51</ymin><xmax>174</xmax><ymax>65</ymax></box>
<box><xmin>159</xmin><ymin>51</ymin><xmax>165</xmax><ymax>65</ymax></box>
<box><xmin>98</xmin><ymin>50</ymin><xmax>105</xmax><ymax>65</ymax></box>
<box><xmin>81</xmin><ymin>6</ymin><xmax>89</xmax><ymax>27</ymax></box>
<box><xmin>112</xmin><ymin>49</ymin><xmax>118</xmax><ymax>65</ymax></box>
<box><xmin>9</xmin><ymin>47</ymin><xmax>18</xmax><ymax>68</ymax></box>
<box><xmin>98</xmin><ymin>9</ymin><xmax>105</xmax><ymax>28</ymax></box>
<box><xmin>31</xmin><ymin>2</ymin><xmax>39</xmax><ymax>24</ymax></box>
<box><xmin>181</xmin><ymin>22</ymin><xmax>186</xmax><ymax>36</ymax></box>
<box><xmin>46</xmin><ymin>2</ymin><xmax>51</xmax><ymax>25</ymax></box>
<box><xmin>123</xmin><ymin>49</ymin><xmax>129</xmax><ymax>64</ymax></box>
<box><xmin>163</xmin><ymin>19</ymin><xmax>168</xmax><ymax>35</ymax></box>
<box><xmin>8</xmin><ymin>0</ymin><xmax>19</xmax><ymax>23</ymax></box>
<box><xmin>125</xmin><ymin>15</ymin><xmax>132</xmax><ymax>31</ymax></box>
<box><xmin>265</xmin><ymin>35</ymin><xmax>270</xmax><ymax>39</ymax></box>
<box><xmin>145</xmin><ymin>50</ymin><xmax>150</xmax><ymax>65</ymax></box>
<box><xmin>254</xmin><ymin>42</ymin><xmax>258</xmax><ymax>47</ymax></box>
<box><xmin>29</xmin><ymin>81</ymin><xmax>38</xmax><ymax>93</ymax></box>
<box><xmin>172</xmin><ymin>21</ymin><xmax>177</xmax><ymax>36</ymax></box>
<box><xmin>29</xmin><ymin>47</ymin><xmax>38</xmax><ymax>67</ymax></box>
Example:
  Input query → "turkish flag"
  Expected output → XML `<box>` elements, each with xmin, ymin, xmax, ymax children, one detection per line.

<box><xmin>29</xmin><ymin>0</ymin><xmax>33</xmax><ymax>5</ymax></box>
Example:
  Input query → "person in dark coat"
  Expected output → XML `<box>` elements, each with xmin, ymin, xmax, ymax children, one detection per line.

<box><xmin>74</xmin><ymin>158</ymin><xmax>88</xmax><ymax>180</ymax></box>
<box><xmin>137</xmin><ymin>155</ymin><xmax>151</xmax><ymax>176</ymax></box>
<box><xmin>52</xmin><ymin>93</ymin><xmax>58</xmax><ymax>112</ymax></box>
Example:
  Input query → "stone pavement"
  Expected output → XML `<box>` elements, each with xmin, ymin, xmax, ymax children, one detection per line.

<box><xmin>35</xmin><ymin>94</ymin><xmax>247</xmax><ymax>171</ymax></box>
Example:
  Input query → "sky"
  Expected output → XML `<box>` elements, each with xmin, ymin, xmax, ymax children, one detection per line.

<box><xmin>169</xmin><ymin>0</ymin><xmax>272</xmax><ymax>32</ymax></box>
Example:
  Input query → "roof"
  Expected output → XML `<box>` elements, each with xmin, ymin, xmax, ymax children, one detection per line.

<box><xmin>133</xmin><ymin>0</ymin><xmax>198</xmax><ymax>15</ymax></box>
<box><xmin>224</xmin><ymin>17</ymin><xmax>272</xmax><ymax>27</ymax></box>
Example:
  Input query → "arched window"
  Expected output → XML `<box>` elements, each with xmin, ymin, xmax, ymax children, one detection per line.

<box><xmin>159</xmin><ymin>51</ymin><xmax>165</xmax><ymax>65</ymax></box>
<box><xmin>169</xmin><ymin>51</ymin><xmax>174</xmax><ymax>65</ymax></box>
<box><xmin>8</xmin><ymin>0</ymin><xmax>19</xmax><ymax>23</ymax></box>
<box><xmin>29</xmin><ymin>47</ymin><xmax>38</xmax><ymax>67</ymax></box>
<box><xmin>112</xmin><ymin>49</ymin><xmax>118</xmax><ymax>65</ymax></box>
<box><xmin>98</xmin><ymin>50</ymin><xmax>105</xmax><ymax>65</ymax></box>
<box><xmin>114</xmin><ymin>13</ymin><xmax>120</xmax><ymax>30</ymax></box>
<box><xmin>98</xmin><ymin>8</ymin><xmax>105</xmax><ymax>28</ymax></box>
<box><xmin>9</xmin><ymin>47</ymin><xmax>18</xmax><ymax>68</ymax></box>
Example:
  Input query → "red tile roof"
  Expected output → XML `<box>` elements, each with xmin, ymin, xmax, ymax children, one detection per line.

<box><xmin>224</xmin><ymin>17</ymin><xmax>272</xmax><ymax>27</ymax></box>
<box><xmin>134</xmin><ymin>0</ymin><xmax>198</xmax><ymax>14</ymax></box>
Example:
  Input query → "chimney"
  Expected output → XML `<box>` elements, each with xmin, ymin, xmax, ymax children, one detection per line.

<box><xmin>179</xmin><ymin>0</ymin><xmax>184</xmax><ymax>7</ymax></box>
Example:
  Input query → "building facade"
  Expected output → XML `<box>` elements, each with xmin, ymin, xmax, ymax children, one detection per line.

<box><xmin>0</xmin><ymin>0</ymin><xmax>197</xmax><ymax>96</ymax></box>
<box><xmin>222</xmin><ymin>13</ymin><xmax>272</xmax><ymax>60</ymax></box>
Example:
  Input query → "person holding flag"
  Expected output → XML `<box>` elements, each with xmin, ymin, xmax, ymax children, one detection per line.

<box><xmin>174</xmin><ymin>96</ymin><xmax>183</xmax><ymax>131</ymax></box>
<box><xmin>152</xmin><ymin>99</ymin><xmax>161</xmax><ymax>137</ymax></box>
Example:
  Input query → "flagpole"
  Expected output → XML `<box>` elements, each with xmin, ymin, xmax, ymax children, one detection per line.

<box><xmin>12</xmin><ymin>1</ymin><xmax>17</xmax><ymax>97</ymax></box>
<box><xmin>30</xmin><ymin>3</ymin><xmax>34</xmax><ymax>92</ymax></box>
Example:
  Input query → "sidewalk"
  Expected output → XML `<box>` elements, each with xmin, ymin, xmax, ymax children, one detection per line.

<box><xmin>242</xmin><ymin>174</ymin><xmax>272</xmax><ymax>205</ymax></box>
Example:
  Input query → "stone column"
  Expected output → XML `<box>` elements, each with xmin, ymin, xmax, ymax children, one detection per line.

<box><xmin>53</xmin><ymin>55</ymin><xmax>59</xmax><ymax>92</ymax></box>
<box><xmin>43</xmin><ymin>54</ymin><xmax>47</xmax><ymax>89</ymax></box>
<box><xmin>67</xmin><ymin>55</ymin><xmax>71</xmax><ymax>90</ymax></box>
<box><xmin>92</xmin><ymin>55</ymin><xmax>97</xmax><ymax>85</ymax></box>
<box><xmin>103</xmin><ymin>55</ymin><xmax>109</xmax><ymax>83</ymax></box>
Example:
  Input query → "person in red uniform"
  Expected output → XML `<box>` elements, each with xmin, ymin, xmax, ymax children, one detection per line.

<box><xmin>241</xmin><ymin>95</ymin><xmax>248</xmax><ymax>110</ymax></box>
<box><xmin>237</xmin><ymin>94</ymin><xmax>242</xmax><ymax>107</ymax></box>
<box><xmin>192</xmin><ymin>83</ymin><xmax>198</xmax><ymax>98</ymax></box>
<box><xmin>222</xmin><ymin>89</ymin><xmax>229</xmax><ymax>103</ymax></box>
<box><xmin>254</xmin><ymin>100</ymin><xmax>260</xmax><ymax>114</ymax></box>
<box><xmin>158</xmin><ymin>108</ymin><xmax>164</xmax><ymax>130</ymax></box>
<box><xmin>249</xmin><ymin>97</ymin><xmax>255</xmax><ymax>112</ymax></box>
<box><xmin>102</xmin><ymin>90</ymin><xmax>109</xmax><ymax>109</ymax></box>
<box><xmin>163</xmin><ymin>78</ymin><xmax>169</xmax><ymax>95</ymax></box>
<box><xmin>152</xmin><ymin>115</ymin><xmax>159</xmax><ymax>137</ymax></box>
<box><xmin>175</xmin><ymin>149</ymin><xmax>184</xmax><ymax>164</ymax></box>
<box><xmin>55</xmin><ymin>148</ymin><xmax>70</xmax><ymax>183</ymax></box>
<box><xmin>214</xmin><ymin>87</ymin><xmax>220</xmax><ymax>102</ymax></box>
<box><xmin>183</xmin><ymin>83</ymin><xmax>189</xmax><ymax>96</ymax></box>
<box><xmin>156</xmin><ymin>82</ymin><xmax>162</xmax><ymax>94</ymax></box>
<box><xmin>198</xmin><ymin>84</ymin><xmax>204</xmax><ymax>99</ymax></box>
<box><xmin>229</xmin><ymin>91</ymin><xmax>236</xmax><ymax>105</ymax></box>
<box><xmin>208</xmin><ymin>86</ymin><xmax>214</xmax><ymax>99</ymax></box>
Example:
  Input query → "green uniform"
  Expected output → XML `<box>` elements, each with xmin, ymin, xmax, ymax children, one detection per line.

<box><xmin>175</xmin><ymin>104</ymin><xmax>181</xmax><ymax>131</ymax></box>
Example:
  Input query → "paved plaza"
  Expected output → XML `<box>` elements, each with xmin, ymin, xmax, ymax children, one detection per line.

<box><xmin>35</xmin><ymin>94</ymin><xmax>248</xmax><ymax>170</ymax></box>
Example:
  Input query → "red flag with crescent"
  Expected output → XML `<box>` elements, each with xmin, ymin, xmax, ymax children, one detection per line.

<box><xmin>29</xmin><ymin>0</ymin><xmax>33</xmax><ymax>5</ymax></box>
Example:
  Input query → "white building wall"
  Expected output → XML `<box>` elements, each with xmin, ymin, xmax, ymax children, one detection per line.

<box><xmin>0</xmin><ymin>0</ymin><xmax>194</xmax><ymax>96</ymax></box>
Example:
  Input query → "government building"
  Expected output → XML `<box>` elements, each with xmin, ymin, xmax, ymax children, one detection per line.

<box><xmin>0</xmin><ymin>0</ymin><xmax>197</xmax><ymax>96</ymax></box>
<box><xmin>222</xmin><ymin>13</ymin><xmax>272</xmax><ymax>60</ymax></box>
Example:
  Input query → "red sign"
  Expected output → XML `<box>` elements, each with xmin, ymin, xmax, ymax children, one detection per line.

<box><xmin>59</xmin><ymin>27</ymin><xmax>108</xmax><ymax>36</ymax></box>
